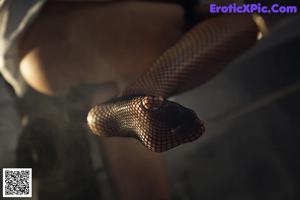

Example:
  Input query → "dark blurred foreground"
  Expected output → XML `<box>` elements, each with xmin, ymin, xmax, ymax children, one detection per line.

<box><xmin>0</xmin><ymin>13</ymin><xmax>300</xmax><ymax>200</ymax></box>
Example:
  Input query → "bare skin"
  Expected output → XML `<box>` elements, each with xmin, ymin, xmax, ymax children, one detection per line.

<box><xmin>19</xmin><ymin>1</ymin><xmax>184</xmax><ymax>95</ymax></box>
<box><xmin>18</xmin><ymin>1</ymin><xmax>185</xmax><ymax>200</ymax></box>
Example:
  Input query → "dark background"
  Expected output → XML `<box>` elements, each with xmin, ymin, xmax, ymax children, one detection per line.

<box><xmin>0</xmin><ymin>3</ymin><xmax>300</xmax><ymax>200</ymax></box>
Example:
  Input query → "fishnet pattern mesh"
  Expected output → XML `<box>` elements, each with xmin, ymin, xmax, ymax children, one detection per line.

<box><xmin>88</xmin><ymin>15</ymin><xmax>257</xmax><ymax>152</ymax></box>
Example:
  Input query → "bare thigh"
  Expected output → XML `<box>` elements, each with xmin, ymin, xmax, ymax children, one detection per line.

<box><xmin>19</xmin><ymin>1</ymin><xmax>184</xmax><ymax>96</ymax></box>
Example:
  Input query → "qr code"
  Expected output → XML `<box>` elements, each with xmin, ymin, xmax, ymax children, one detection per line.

<box><xmin>2</xmin><ymin>168</ymin><xmax>32</xmax><ymax>198</ymax></box>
